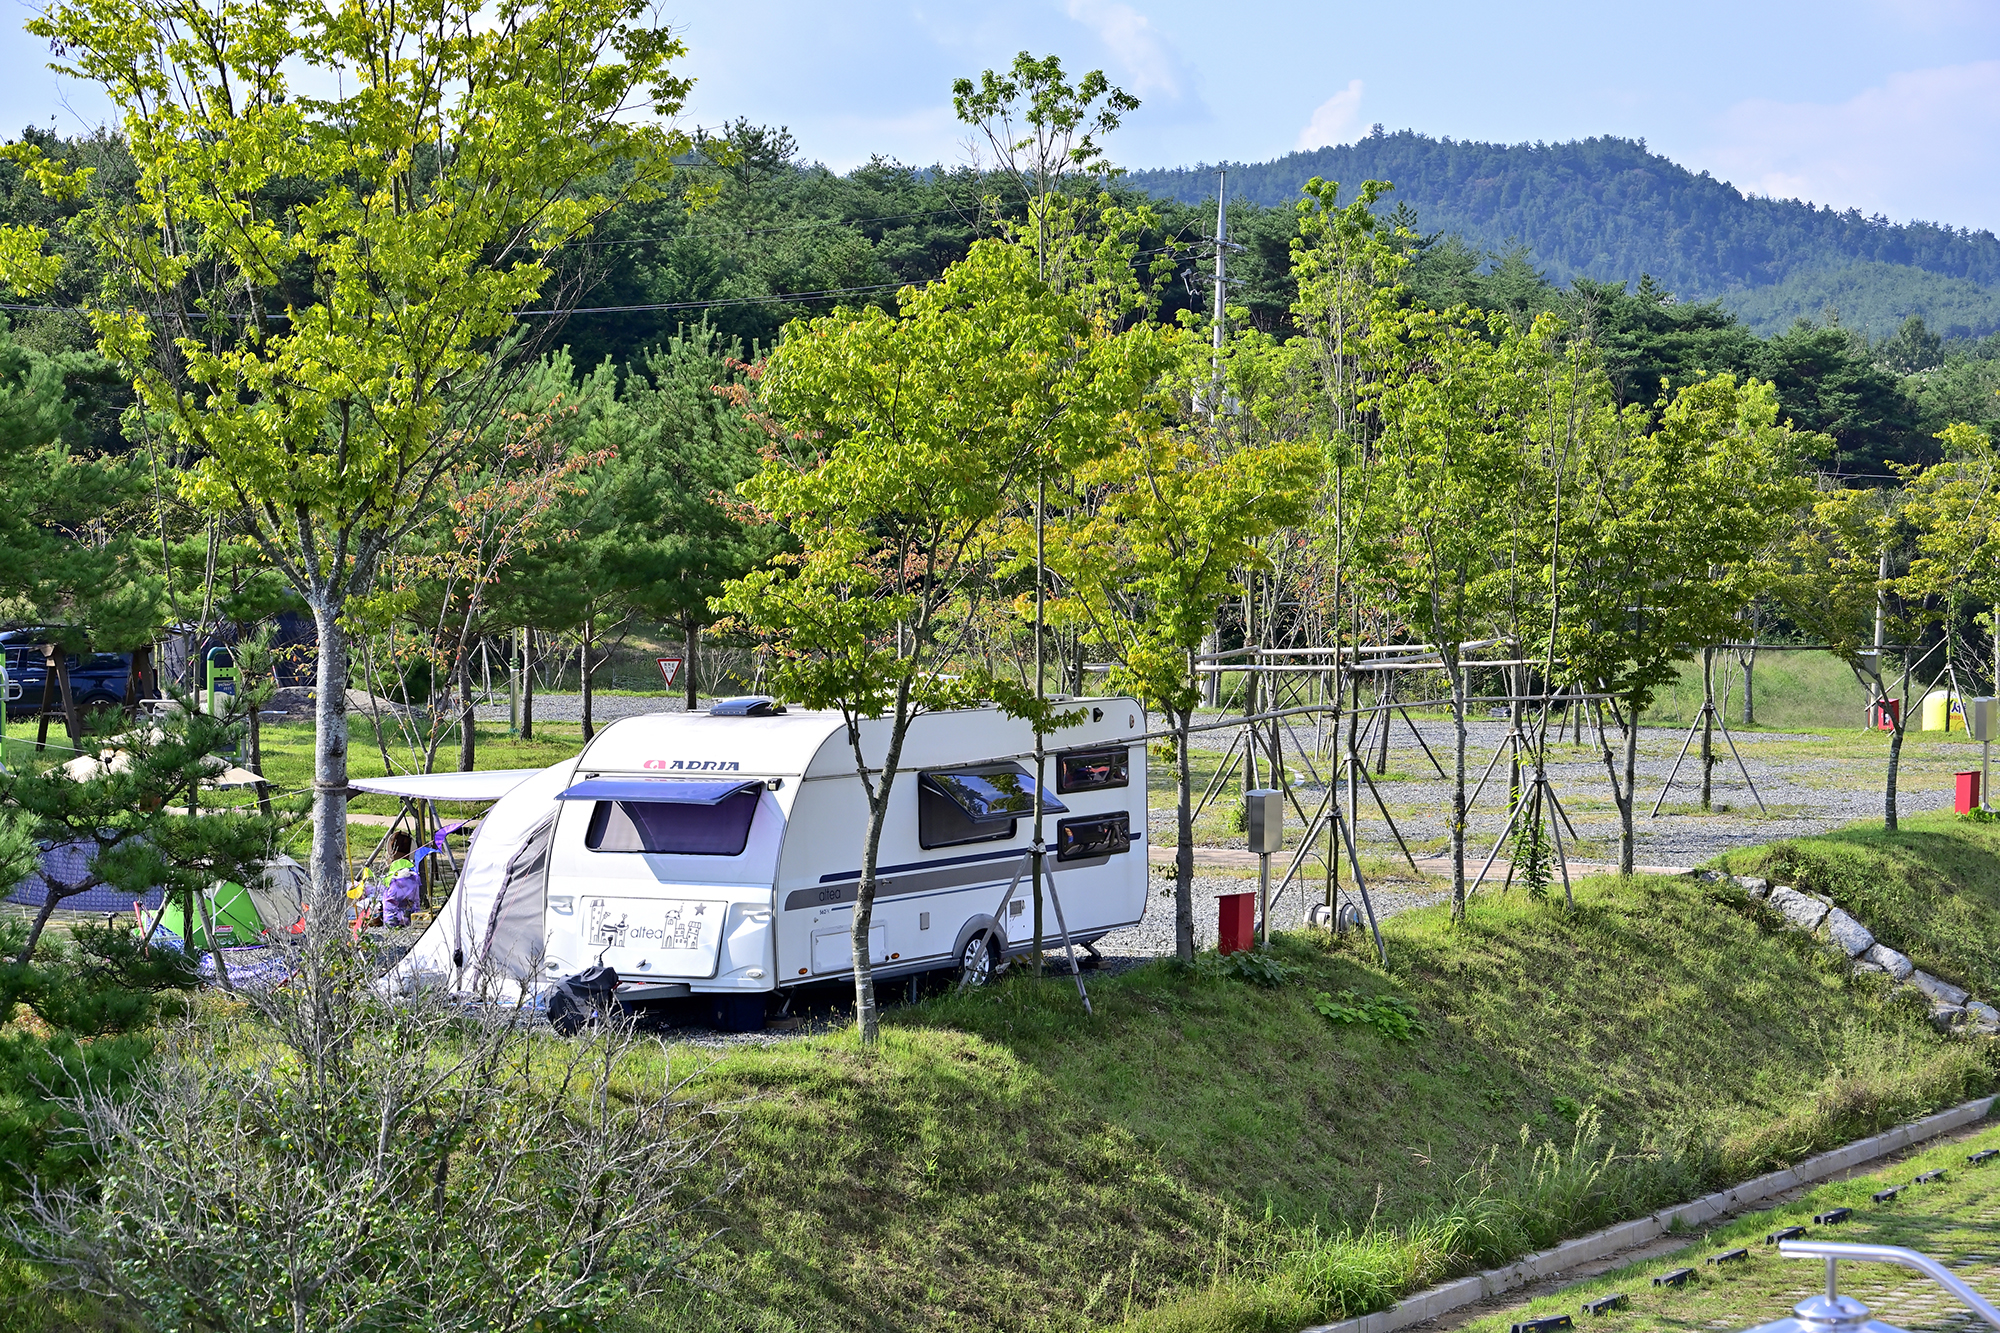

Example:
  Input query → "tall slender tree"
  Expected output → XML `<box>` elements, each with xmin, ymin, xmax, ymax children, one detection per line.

<box><xmin>0</xmin><ymin>0</ymin><xmax>690</xmax><ymax>905</ymax></box>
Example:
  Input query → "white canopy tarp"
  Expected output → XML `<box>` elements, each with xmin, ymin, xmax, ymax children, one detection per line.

<box><xmin>350</xmin><ymin>769</ymin><xmax>543</xmax><ymax>802</ymax></box>
<box><xmin>379</xmin><ymin>759</ymin><xmax>578</xmax><ymax>999</ymax></box>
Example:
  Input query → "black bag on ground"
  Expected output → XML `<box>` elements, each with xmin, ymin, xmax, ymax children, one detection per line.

<box><xmin>546</xmin><ymin>963</ymin><xmax>619</xmax><ymax>1035</ymax></box>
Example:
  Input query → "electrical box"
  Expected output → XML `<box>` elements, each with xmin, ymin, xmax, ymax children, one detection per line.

<box><xmin>1972</xmin><ymin>697</ymin><xmax>1999</xmax><ymax>743</ymax></box>
<box><xmin>1245</xmin><ymin>788</ymin><xmax>1283</xmax><ymax>854</ymax></box>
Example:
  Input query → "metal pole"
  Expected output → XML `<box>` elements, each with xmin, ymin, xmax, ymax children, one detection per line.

<box><xmin>509</xmin><ymin>627</ymin><xmax>522</xmax><ymax>737</ymax></box>
<box><xmin>1257</xmin><ymin>849</ymin><xmax>1271</xmax><ymax>946</ymax></box>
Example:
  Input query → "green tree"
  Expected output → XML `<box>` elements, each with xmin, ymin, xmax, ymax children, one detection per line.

<box><xmin>1755</xmin><ymin>319</ymin><xmax>1922</xmax><ymax>475</ymax></box>
<box><xmin>596</xmin><ymin>328</ymin><xmax>778</xmax><ymax>711</ymax></box>
<box><xmin>1042</xmin><ymin>416</ymin><xmax>1311</xmax><ymax>960</ymax></box>
<box><xmin>715</xmin><ymin>240</ymin><xmax>1140</xmax><ymax>1042</ymax></box>
<box><xmin>0</xmin><ymin>0</ymin><xmax>691</xmax><ymax>904</ymax></box>
<box><xmin>1562</xmin><ymin>376</ymin><xmax>1814</xmax><ymax>867</ymax></box>
<box><xmin>953</xmin><ymin>51</ymin><xmax>1138</xmax><ymax>283</ymax></box>
<box><xmin>1358</xmin><ymin>305</ymin><xmax>1530</xmax><ymax>916</ymax></box>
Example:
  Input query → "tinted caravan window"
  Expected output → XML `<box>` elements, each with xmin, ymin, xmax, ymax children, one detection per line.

<box><xmin>1056</xmin><ymin>747</ymin><xmax>1129</xmax><ymax>793</ymax></box>
<box><xmin>918</xmin><ymin>763</ymin><xmax>1065</xmax><ymax>850</ymax></box>
<box><xmin>585</xmin><ymin>788</ymin><xmax>760</xmax><ymax>856</ymax></box>
<box><xmin>1055</xmin><ymin>811</ymin><xmax>1131</xmax><ymax>861</ymax></box>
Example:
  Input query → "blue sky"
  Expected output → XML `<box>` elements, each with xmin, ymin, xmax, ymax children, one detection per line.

<box><xmin>4</xmin><ymin>0</ymin><xmax>1998</xmax><ymax>230</ymax></box>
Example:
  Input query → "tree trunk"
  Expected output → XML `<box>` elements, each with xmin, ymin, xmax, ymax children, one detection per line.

<box><xmin>248</xmin><ymin>663</ymin><xmax>272</xmax><ymax>818</ymax></box>
<box><xmin>580</xmin><ymin>617</ymin><xmax>595</xmax><ymax>743</ymax></box>
<box><xmin>1742</xmin><ymin>649</ymin><xmax>1755</xmax><ymax>726</ymax></box>
<box><xmin>684</xmin><ymin>620</ymin><xmax>699</xmax><ymax>711</ymax></box>
<box><xmin>309</xmin><ymin>604</ymin><xmax>353</xmax><ymax>907</ymax></box>
<box><xmin>17</xmin><ymin>881</ymin><xmax>63</xmax><ymax>964</ymax></box>
<box><xmin>1175</xmin><ymin>707</ymin><xmax>1195</xmax><ymax>963</ymax></box>
<box><xmin>1885</xmin><ymin>716</ymin><xmax>1904</xmax><ymax>832</ymax></box>
<box><xmin>521</xmin><ymin>628</ymin><xmax>535</xmax><ymax>741</ymax></box>
<box><xmin>1449</xmin><ymin>656</ymin><xmax>1468</xmax><ymax>920</ymax></box>
<box><xmin>194</xmin><ymin>886</ymin><xmax>235</xmax><ymax>994</ymax></box>
<box><xmin>851</xmin><ymin>702</ymin><xmax>913</xmax><ymax>1046</ymax></box>
<box><xmin>458</xmin><ymin>650</ymin><xmax>475</xmax><ymax>772</ymax></box>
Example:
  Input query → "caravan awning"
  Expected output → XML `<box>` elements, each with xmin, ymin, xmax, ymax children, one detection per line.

<box><xmin>557</xmin><ymin>777</ymin><xmax>764</xmax><ymax>805</ymax></box>
<box><xmin>349</xmin><ymin>769</ymin><xmax>543</xmax><ymax>802</ymax></box>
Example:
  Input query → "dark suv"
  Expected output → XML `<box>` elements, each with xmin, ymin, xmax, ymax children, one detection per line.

<box><xmin>1</xmin><ymin>630</ymin><xmax>131</xmax><ymax>722</ymax></box>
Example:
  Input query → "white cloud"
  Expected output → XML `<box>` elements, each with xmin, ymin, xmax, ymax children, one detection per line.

<box><xmin>1063</xmin><ymin>0</ymin><xmax>1192</xmax><ymax>101</ymax></box>
<box><xmin>1703</xmin><ymin>62</ymin><xmax>2000</xmax><ymax>228</ymax></box>
<box><xmin>1297</xmin><ymin>80</ymin><xmax>1364</xmax><ymax>151</ymax></box>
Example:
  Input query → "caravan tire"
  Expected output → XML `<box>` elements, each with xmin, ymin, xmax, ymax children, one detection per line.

<box><xmin>957</xmin><ymin>931</ymin><xmax>1000</xmax><ymax>988</ymax></box>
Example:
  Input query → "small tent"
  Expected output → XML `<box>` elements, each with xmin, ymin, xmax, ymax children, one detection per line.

<box><xmin>153</xmin><ymin>856</ymin><xmax>310</xmax><ymax>949</ymax></box>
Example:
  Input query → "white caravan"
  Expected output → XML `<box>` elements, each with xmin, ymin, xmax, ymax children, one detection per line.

<box><xmin>384</xmin><ymin>697</ymin><xmax>1150</xmax><ymax>1027</ymax></box>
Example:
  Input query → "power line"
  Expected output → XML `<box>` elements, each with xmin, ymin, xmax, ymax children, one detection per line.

<box><xmin>575</xmin><ymin>206</ymin><xmax>984</xmax><ymax>245</ymax></box>
<box><xmin>0</xmin><ymin>280</ymin><xmax>914</xmax><ymax>323</ymax></box>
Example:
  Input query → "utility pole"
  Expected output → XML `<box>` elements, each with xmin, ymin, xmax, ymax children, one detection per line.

<box><xmin>1211</xmin><ymin>169</ymin><xmax>1227</xmax><ymax>418</ymax></box>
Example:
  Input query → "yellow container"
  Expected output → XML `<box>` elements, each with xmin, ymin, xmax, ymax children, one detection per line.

<box><xmin>1921</xmin><ymin>689</ymin><xmax>1964</xmax><ymax>732</ymax></box>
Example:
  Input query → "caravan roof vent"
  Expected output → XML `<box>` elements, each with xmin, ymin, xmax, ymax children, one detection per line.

<box><xmin>709</xmin><ymin>696</ymin><xmax>786</xmax><ymax>718</ymax></box>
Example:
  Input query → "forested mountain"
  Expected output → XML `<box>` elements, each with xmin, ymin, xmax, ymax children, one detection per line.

<box><xmin>5</xmin><ymin>120</ymin><xmax>1998</xmax><ymax>482</ymax></box>
<box><xmin>1126</xmin><ymin>131</ymin><xmax>2000</xmax><ymax>339</ymax></box>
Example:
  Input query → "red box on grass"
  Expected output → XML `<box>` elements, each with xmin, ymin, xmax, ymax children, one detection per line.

<box><xmin>1218</xmin><ymin>892</ymin><xmax>1255</xmax><ymax>955</ymax></box>
<box><xmin>1957</xmin><ymin>770</ymin><xmax>1982</xmax><ymax>814</ymax></box>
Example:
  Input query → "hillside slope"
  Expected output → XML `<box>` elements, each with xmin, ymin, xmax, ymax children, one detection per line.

<box><xmin>1126</xmin><ymin>132</ymin><xmax>2000</xmax><ymax>338</ymax></box>
<box><xmin>637</xmin><ymin>836</ymin><xmax>1996</xmax><ymax>1333</ymax></box>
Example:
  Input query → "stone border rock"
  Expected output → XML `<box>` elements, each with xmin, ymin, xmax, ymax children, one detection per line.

<box><xmin>1724</xmin><ymin>873</ymin><xmax>1997</xmax><ymax>1036</ymax></box>
<box><xmin>1300</xmin><ymin>1093</ymin><xmax>1996</xmax><ymax>1333</ymax></box>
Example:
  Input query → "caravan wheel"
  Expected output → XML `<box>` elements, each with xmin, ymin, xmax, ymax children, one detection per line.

<box><xmin>957</xmin><ymin>931</ymin><xmax>1000</xmax><ymax>988</ymax></box>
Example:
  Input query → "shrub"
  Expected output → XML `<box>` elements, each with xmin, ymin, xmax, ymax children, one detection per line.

<box><xmin>9</xmin><ymin>928</ymin><xmax>735</xmax><ymax>1332</ymax></box>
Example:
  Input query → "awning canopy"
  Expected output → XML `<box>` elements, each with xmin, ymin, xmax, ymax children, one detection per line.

<box><xmin>556</xmin><ymin>777</ymin><xmax>764</xmax><ymax>805</ymax></box>
<box><xmin>349</xmin><ymin>769</ymin><xmax>544</xmax><ymax>802</ymax></box>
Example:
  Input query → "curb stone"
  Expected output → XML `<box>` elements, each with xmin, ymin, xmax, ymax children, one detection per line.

<box><xmin>1298</xmin><ymin>1095</ymin><xmax>1996</xmax><ymax>1333</ymax></box>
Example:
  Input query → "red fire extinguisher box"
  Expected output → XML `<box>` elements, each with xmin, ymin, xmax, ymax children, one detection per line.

<box><xmin>1217</xmin><ymin>892</ymin><xmax>1255</xmax><ymax>955</ymax></box>
<box><xmin>1872</xmin><ymin>698</ymin><xmax>1901</xmax><ymax>731</ymax></box>
<box><xmin>1957</xmin><ymin>771</ymin><xmax>1982</xmax><ymax>814</ymax></box>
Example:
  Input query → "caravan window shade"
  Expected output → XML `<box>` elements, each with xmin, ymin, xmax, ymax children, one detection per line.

<box><xmin>585</xmin><ymin>788</ymin><xmax>760</xmax><ymax>856</ymax></box>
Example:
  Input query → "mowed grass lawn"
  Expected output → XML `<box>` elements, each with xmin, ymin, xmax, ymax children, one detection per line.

<box><xmin>1464</xmin><ymin>1120</ymin><xmax>2000</xmax><ymax>1333</ymax></box>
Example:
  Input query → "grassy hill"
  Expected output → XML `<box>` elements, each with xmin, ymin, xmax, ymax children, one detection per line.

<box><xmin>1124</xmin><ymin>131</ymin><xmax>2000</xmax><ymax>340</ymax></box>
<box><xmin>631</xmin><ymin>815</ymin><xmax>2000</xmax><ymax>1333</ymax></box>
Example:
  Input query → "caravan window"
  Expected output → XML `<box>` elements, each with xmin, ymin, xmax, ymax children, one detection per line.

<box><xmin>1056</xmin><ymin>747</ymin><xmax>1129</xmax><ymax>793</ymax></box>
<box><xmin>1056</xmin><ymin>811</ymin><xmax>1131</xmax><ymax>862</ymax></box>
<box><xmin>918</xmin><ymin>763</ymin><xmax>1066</xmax><ymax>850</ymax></box>
<box><xmin>585</xmin><ymin>789</ymin><xmax>759</xmax><ymax>856</ymax></box>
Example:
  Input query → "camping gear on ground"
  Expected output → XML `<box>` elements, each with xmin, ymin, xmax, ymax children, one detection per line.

<box><xmin>546</xmin><ymin>963</ymin><xmax>620</xmax><ymax>1035</ymax></box>
<box><xmin>380</xmin><ymin>697</ymin><xmax>1149</xmax><ymax>1030</ymax></box>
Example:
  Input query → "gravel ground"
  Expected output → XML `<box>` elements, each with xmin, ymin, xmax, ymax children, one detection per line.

<box><xmin>473</xmin><ymin>692</ymin><xmax>688</xmax><ymax>725</ymax></box>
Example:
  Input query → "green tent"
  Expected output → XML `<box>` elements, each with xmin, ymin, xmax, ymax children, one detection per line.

<box><xmin>155</xmin><ymin>855</ymin><xmax>308</xmax><ymax>950</ymax></box>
